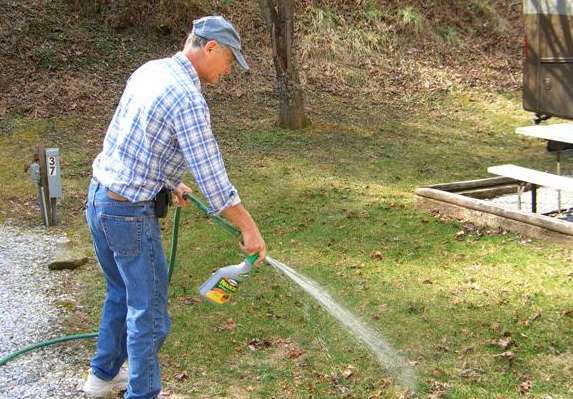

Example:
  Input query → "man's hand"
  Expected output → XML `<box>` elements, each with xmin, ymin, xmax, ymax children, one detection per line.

<box><xmin>221</xmin><ymin>204</ymin><xmax>266</xmax><ymax>266</ymax></box>
<box><xmin>173</xmin><ymin>182</ymin><xmax>192</xmax><ymax>206</ymax></box>
<box><xmin>240</xmin><ymin>227</ymin><xmax>266</xmax><ymax>266</ymax></box>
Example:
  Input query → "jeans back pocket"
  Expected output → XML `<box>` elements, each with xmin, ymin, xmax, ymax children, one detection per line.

<box><xmin>101</xmin><ymin>214</ymin><xmax>144</xmax><ymax>257</ymax></box>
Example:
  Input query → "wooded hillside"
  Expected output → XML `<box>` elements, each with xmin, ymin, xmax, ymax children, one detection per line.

<box><xmin>0</xmin><ymin>0</ymin><xmax>523</xmax><ymax>121</ymax></box>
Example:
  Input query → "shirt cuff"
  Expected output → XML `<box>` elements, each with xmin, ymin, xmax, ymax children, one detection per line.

<box><xmin>210</xmin><ymin>190</ymin><xmax>241</xmax><ymax>216</ymax></box>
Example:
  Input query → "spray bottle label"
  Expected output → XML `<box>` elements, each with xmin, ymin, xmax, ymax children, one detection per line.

<box><xmin>206</xmin><ymin>278</ymin><xmax>239</xmax><ymax>304</ymax></box>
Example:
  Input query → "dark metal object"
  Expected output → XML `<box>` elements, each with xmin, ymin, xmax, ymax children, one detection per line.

<box><xmin>546</xmin><ymin>139</ymin><xmax>573</xmax><ymax>151</ymax></box>
<box><xmin>531</xmin><ymin>184</ymin><xmax>538</xmax><ymax>213</ymax></box>
<box><xmin>154</xmin><ymin>187</ymin><xmax>171</xmax><ymax>218</ymax></box>
<box><xmin>523</xmin><ymin>2</ymin><xmax>573</xmax><ymax>121</ymax></box>
<box><xmin>533</xmin><ymin>113</ymin><xmax>552</xmax><ymax>125</ymax></box>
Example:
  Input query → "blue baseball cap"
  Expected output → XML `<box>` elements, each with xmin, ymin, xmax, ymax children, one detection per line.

<box><xmin>192</xmin><ymin>16</ymin><xmax>249</xmax><ymax>71</ymax></box>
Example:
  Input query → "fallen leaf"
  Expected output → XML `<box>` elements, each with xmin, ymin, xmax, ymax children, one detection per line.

<box><xmin>485</xmin><ymin>227</ymin><xmax>503</xmax><ymax>235</ymax></box>
<box><xmin>463</xmin><ymin>222</ymin><xmax>477</xmax><ymax>232</ymax></box>
<box><xmin>523</xmin><ymin>311</ymin><xmax>542</xmax><ymax>326</ymax></box>
<box><xmin>459</xmin><ymin>368</ymin><xmax>478</xmax><ymax>378</ymax></box>
<box><xmin>179</xmin><ymin>296</ymin><xmax>200</xmax><ymax>305</ymax></box>
<box><xmin>493</xmin><ymin>351</ymin><xmax>515</xmax><ymax>361</ymax></box>
<box><xmin>217</xmin><ymin>318</ymin><xmax>236</xmax><ymax>332</ymax></box>
<box><xmin>368</xmin><ymin>390</ymin><xmax>383</xmax><ymax>399</ymax></box>
<box><xmin>519</xmin><ymin>380</ymin><xmax>532</xmax><ymax>394</ymax></box>
<box><xmin>428</xmin><ymin>380</ymin><xmax>448</xmax><ymax>398</ymax></box>
<box><xmin>497</xmin><ymin>337</ymin><xmax>514</xmax><ymax>350</ymax></box>
<box><xmin>287</xmin><ymin>347</ymin><xmax>305</xmax><ymax>359</ymax></box>
<box><xmin>333</xmin><ymin>384</ymin><xmax>351</xmax><ymax>395</ymax></box>
<box><xmin>247</xmin><ymin>338</ymin><xmax>272</xmax><ymax>351</ymax></box>
<box><xmin>174</xmin><ymin>372</ymin><xmax>188</xmax><ymax>381</ymax></box>
<box><xmin>431</xmin><ymin>368</ymin><xmax>444</xmax><ymax>378</ymax></box>
<box><xmin>341</xmin><ymin>365</ymin><xmax>355</xmax><ymax>379</ymax></box>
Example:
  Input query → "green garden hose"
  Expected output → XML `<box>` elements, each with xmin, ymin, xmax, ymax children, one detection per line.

<box><xmin>185</xmin><ymin>193</ymin><xmax>242</xmax><ymax>238</ymax></box>
<box><xmin>0</xmin><ymin>193</ymin><xmax>239</xmax><ymax>367</ymax></box>
<box><xmin>0</xmin><ymin>332</ymin><xmax>99</xmax><ymax>367</ymax></box>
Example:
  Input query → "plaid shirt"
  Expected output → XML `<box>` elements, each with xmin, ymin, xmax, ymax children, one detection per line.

<box><xmin>93</xmin><ymin>52</ymin><xmax>240</xmax><ymax>214</ymax></box>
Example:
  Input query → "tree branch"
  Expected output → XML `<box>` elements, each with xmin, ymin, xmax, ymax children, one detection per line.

<box><xmin>257</xmin><ymin>0</ymin><xmax>278</xmax><ymax>33</ymax></box>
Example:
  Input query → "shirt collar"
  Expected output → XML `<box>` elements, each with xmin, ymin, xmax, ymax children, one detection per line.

<box><xmin>173</xmin><ymin>52</ymin><xmax>202</xmax><ymax>92</ymax></box>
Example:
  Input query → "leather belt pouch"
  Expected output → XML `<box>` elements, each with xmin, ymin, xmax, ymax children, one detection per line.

<box><xmin>154</xmin><ymin>188</ymin><xmax>171</xmax><ymax>218</ymax></box>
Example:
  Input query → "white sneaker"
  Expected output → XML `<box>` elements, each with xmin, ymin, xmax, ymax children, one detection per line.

<box><xmin>82</xmin><ymin>367</ymin><xmax>129</xmax><ymax>397</ymax></box>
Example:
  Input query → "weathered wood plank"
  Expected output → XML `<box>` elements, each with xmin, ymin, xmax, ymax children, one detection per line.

<box><xmin>488</xmin><ymin>164</ymin><xmax>573</xmax><ymax>192</ymax></box>
<box><xmin>516</xmin><ymin>123</ymin><xmax>573</xmax><ymax>143</ymax></box>
<box><xmin>416</xmin><ymin>196</ymin><xmax>573</xmax><ymax>246</ymax></box>
<box><xmin>426</xmin><ymin>176</ymin><xmax>517</xmax><ymax>192</ymax></box>
<box><xmin>415</xmin><ymin>187</ymin><xmax>573</xmax><ymax>235</ymax></box>
<box><xmin>457</xmin><ymin>184</ymin><xmax>521</xmax><ymax>200</ymax></box>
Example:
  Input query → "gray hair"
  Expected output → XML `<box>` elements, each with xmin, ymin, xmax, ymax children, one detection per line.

<box><xmin>185</xmin><ymin>32</ymin><xmax>209</xmax><ymax>48</ymax></box>
<box><xmin>185</xmin><ymin>32</ymin><xmax>229</xmax><ymax>51</ymax></box>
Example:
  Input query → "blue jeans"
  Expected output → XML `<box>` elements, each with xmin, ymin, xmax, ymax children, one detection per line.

<box><xmin>86</xmin><ymin>180</ymin><xmax>171</xmax><ymax>399</ymax></box>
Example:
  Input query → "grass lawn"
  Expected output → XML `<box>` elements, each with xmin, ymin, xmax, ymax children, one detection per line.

<box><xmin>2</xmin><ymin>86</ymin><xmax>573</xmax><ymax>398</ymax></box>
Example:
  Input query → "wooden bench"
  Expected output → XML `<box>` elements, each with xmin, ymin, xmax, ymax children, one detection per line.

<box><xmin>516</xmin><ymin>123</ymin><xmax>573</xmax><ymax>152</ymax></box>
<box><xmin>516</xmin><ymin>123</ymin><xmax>573</xmax><ymax>144</ymax></box>
<box><xmin>514</xmin><ymin>124</ymin><xmax>573</xmax><ymax>212</ymax></box>
<box><xmin>487</xmin><ymin>164</ymin><xmax>573</xmax><ymax>213</ymax></box>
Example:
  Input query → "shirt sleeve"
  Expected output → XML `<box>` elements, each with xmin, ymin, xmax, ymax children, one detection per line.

<box><xmin>172</xmin><ymin>98</ymin><xmax>240</xmax><ymax>215</ymax></box>
<box><xmin>163</xmin><ymin>176</ymin><xmax>182</xmax><ymax>191</ymax></box>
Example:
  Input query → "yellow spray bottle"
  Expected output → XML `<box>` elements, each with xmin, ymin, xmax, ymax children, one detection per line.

<box><xmin>198</xmin><ymin>253</ymin><xmax>259</xmax><ymax>304</ymax></box>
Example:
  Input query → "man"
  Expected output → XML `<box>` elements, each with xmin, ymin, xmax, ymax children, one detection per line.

<box><xmin>83</xmin><ymin>16</ymin><xmax>266</xmax><ymax>399</ymax></box>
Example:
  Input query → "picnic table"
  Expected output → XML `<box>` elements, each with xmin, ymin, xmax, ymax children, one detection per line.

<box><xmin>487</xmin><ymin>123</ymin><xmax>573</xmax><ymax>213</ymax></box>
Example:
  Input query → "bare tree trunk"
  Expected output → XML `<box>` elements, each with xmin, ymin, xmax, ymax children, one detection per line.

<box><xmin>259</xmin><ymin>0</ymin><xmax>308</xmax><ymax>129</ymax></box>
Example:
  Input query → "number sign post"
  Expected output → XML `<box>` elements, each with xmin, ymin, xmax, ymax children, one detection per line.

<box><xmin>45</xmin><ymin>148</ymin><xmax>62</xmax><ymax>225</ymax></box>
<box><xmin>45</xmin><ymin>148</ymin><xmax>62</xmax><ymax>199</ymax></box>
<box><xmin>37</xmin><ymin>147</ymin><xmax>62</xmax><ymax>226</ymax></box>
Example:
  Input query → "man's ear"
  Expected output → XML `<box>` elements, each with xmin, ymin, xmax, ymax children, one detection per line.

<box><xmin>204</xmin><ymin>40</ymin><xmax>218</xmax><ymax>54</ymax></box>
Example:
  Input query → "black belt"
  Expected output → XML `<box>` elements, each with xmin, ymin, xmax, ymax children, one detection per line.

<box><xmin>92</xmin><ymin>177</ymin><xmax>171</xmax><ymax>218</ymax></box>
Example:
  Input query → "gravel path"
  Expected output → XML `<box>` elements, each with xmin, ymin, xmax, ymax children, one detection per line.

<box><xmin>0</xmin><ymin>223</ymin><xmax>92</xmax><ymax>399</ymax></box>
<box><xmin>487</xmin><ymin>185</ymin><xmax>573</xmax><ymax>219</ymax></box>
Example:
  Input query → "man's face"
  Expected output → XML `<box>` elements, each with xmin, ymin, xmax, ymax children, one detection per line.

<box><xmin>203</xmin><ymin>41</ymin><xmax>234</xmax><ymax>85</ymax></box>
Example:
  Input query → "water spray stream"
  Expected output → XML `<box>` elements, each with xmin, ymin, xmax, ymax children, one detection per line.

<box><xmin>266</xmin><ymin>256</ymin><xmax>417</xmax><ymax>390</ymax></box>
